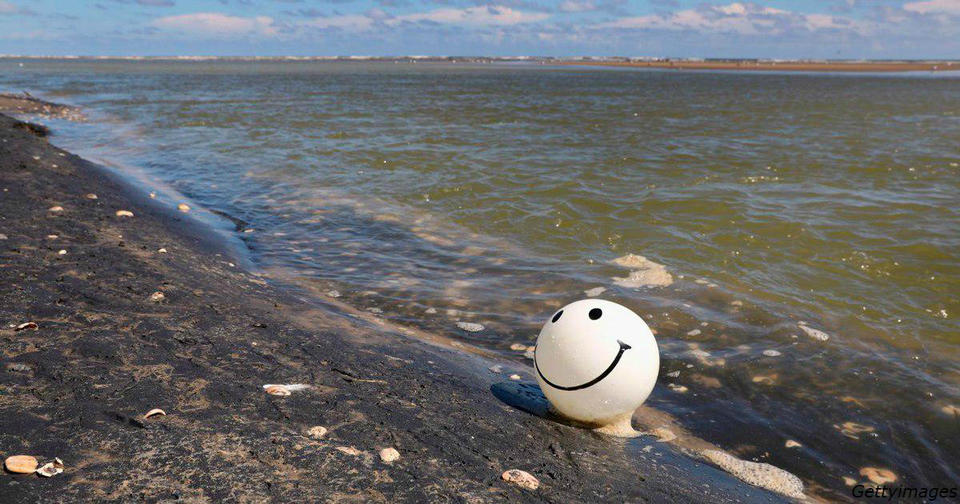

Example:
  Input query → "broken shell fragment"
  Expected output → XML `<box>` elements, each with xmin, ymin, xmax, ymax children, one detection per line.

<box><xmin>265</xmin><ymin>385</ymin><xmax>290</xmax><ymax>396</ymax></box>
<box><xmin>501</xmin><ymin>469</ymin><xmax>539</xmax><ymax>490</ymax></box>
<box><xmin>4</xmin><ymin>455</ymin><xmax>38</xmax><ymax>474</ymax></box>
<box><xmin>48</xmin><ymin>206</ymin><xmax>64</xmax><ymax>213</ymax></box>
<box><xmin>177</xmin><ymin>203</ymin><xmax>191</xmax><ymax>212</ymax></box>
<box><xmin>860</xmin><ymin>467</ymin><xmax>897</xmax><ymax>485</ymax></box>
<box><xmin>85</xmin><ymin>193</ymin><xmax>98</xmax><ymax>200</ymax></box>
<box><xmin>115</xmin><ymin>210</ymin><xmax>134</xmax><ymax>217</ymax></box>
<box><xmin>149</xmin><ymin>291</ymin><xmax>165</xmax><ymax>303</ymax></box>
<box><xmin>35</xmin><ymin>458</ymin><xmax>63</xmax><ymax>478</ymax></box>
<box><xmin>379</xmin><ymin>447</ymin><xmax>400</xmax><ymax>463</ymax></box>
<box><xmin>157</xmin><ymin>248</ymin><xmax>167</xmax><ymax>254</ymax></box>
<box><xmin>306</xmin><ymin>426</ymin><xmax>327</xmax><ymax>439</ymax></box>
<box><xmin>15</xmin><ymin>322</ymin><xmax>38</xmax><ymax>331</ymax></box>
<box><xmin>144</xmin><ymin>408</ymin><xmax>166</xmax><ymax>419</ymax></box>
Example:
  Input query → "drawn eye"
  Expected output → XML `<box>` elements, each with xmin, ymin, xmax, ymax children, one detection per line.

<box><xmin>588</xmin><ymin>308</ymin><xmax>602</xmax><ymax>320</ymax></box>
<box><xmin>552</xmin><ymin>310</ymin><xmax>564</xmax><ymax>323</ymax></box>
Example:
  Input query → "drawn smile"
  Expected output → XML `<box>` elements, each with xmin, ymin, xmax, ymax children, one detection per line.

<box><xmin>535</xmin><ymin>340</ymin><xmax>632</xmax><ymax>391</ymax></box>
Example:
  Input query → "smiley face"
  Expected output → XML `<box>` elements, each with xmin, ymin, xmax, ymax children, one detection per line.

<box><xmin>534</xmin><ymin>299</ymin><xmax>659</xmax><ymax>425</ymax></box>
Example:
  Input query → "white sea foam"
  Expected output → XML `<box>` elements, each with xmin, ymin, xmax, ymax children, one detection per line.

<box><xmin>702</xmin><ymin>450</ymin><xmax>805</xmax><ymax>499</ymax></box>
<box><xmin>609</xmin><ymin>254</ymin><xmax>673</xmax><ymax>288</ymax></box>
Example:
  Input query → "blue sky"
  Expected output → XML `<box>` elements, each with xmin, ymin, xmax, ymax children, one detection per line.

<box><xmin>1</xmin><ymin>0</ymin><xmax>957</xmax><ymax>58</ymax></box>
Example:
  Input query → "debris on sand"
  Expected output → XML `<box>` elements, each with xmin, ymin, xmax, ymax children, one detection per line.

<box><xmin>36</xmin><ymin>458</ymin><xmax>64</xmax><ymax>478</ymax></box>
<box><xmin>584</xmin><ymin>286</ymin><xmax>606</xmax><ymax>297</ymax></box>
<box><xmin>57</xmin><ymin>249</ymin><xmax>67</xmax><ymax>256</ymax></box>
<box><xmin>326</xmin><ymin>290</ymin><xmax>341</xmax><ymax>298</ymax></box>
<box><xmin>48</xmin><ymin>206</ymin><xmax>64</xmax><ymax>213</ymax></box>
<box><xmin>115</xmin><ymin>210</ymin><xmax>134</xmax><ymax>218</ymax></box>
<box><xmin>509</xmin><ymin>343</ymin><xmax>527</xmax><ymax>351</ymax></box>
<box><xmin>509</xmin><ymin>374</ymin><xmax>521</xmax><ymax>380</ymax></box>
<box><xmin>143</xmin><ymin>408</ymin><xmax>166</xmax><ymax>419</ymax></box>
<box><xmin>762</xmin><ymin>349</ymin><xmax>782</xmax><ymax>357</ymax></box>
<box><xmin>149</xmin><ymin>291</ymin><xmax>165</xmax><ymax>303</ymax></box>
<box><xmin>610</xmin><ymin>254</ymin><xmax>673</xmax><ymax>288</ymax></box>
<box><xmin>702</xmin><ymin>450</ymin><xmax>804</xmax><ymax>499</ymax></box>
<box><xmin>15</xmin><ymin>321</ymin><xmax>38</xmax><ymax>331</ymax></box>
<box><xmin>860</xmin><ymin>467</ymin><xmax>897</xmax><ymax>485</ymax></box>
<box><xmin>797</xmin><ymin>322</ymin><xmax>829</xmax><ymax>341</ymax></box>
<box><xmin>652</xmin><ymin>427</ymin><xmax>677</xmax><ymax>442</ymax></box>
<box><xmin>306</xmin><ymin>426</ymin><xmax>328</xmax><ymax>439</ymax></box>
<box><xmin>336</xmin><ymin>446</ymin><xmax>362</xmax><ymax>456</ymax></box>
<box><xmin>502</xmin><ymin>469</ymin><xmax>539</xmax><ymax>491</ymax></box>
<box><xmin>667</xmin><ymin>383</ymin><xmax>688</xmax><ymax>393</ymax></box>
<box><xmin>157</xmin><ymin>248</ymin><xmax>167</xmax><ymax>254</ymax></box>
<box><xmin>379</xmin><ymin>447</ymin><xmax>400</xmax><ymax>463</ymax></box>
<box><xmin>85</xmin><ymin>193</ymin><xmax>97</xmax><ymax>200</ymax></box>
<box><xmin>785</xmin><ymin>440</ymin><xmax>802</xmax><ymax>448</ymax></box>
<box><xmin>456</xmin><ymin>321</ymin><xmax>484</xmax><ymax>332</ymax></box>
<box><xmin>177</xmin><ymin>203</ymin><xmax>191</xmax><ymax>212</ymax></box>
<box><xmin>263</xmin><ymin>383</ymin><xmax>311</xmax><ymax>396</ymax></box>
<box><xmin>4</xmin><ymin>455</ymin><xmax>38</xmax><ymax>474</ymax></box>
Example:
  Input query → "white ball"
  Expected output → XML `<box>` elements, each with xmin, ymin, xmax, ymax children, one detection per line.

<box><xmin>534</xmin><ymin>299</ymin><xmax>659</xmax><ymax>426</ymax></box>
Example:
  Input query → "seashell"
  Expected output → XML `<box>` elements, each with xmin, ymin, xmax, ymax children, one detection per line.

<box><xmin>85</xmin><ymin>193</ymin><xmax>98</xmax><ymax>200</ymax></box>
<box><xmin>15</xmin><ymin>322</ymin><xmax>38</xmax><ymax>331</ymax></box>
<box><xmin>115</xmin><ymin>210</ymin><xmax>134</xmax><ymax>217</ymax></box>
<box><xmin>177</xmin><ymin>203</ymin><xmax>191</xmax><ymax>212</ymax></box>
<box><xmin>264</xmin><ymin>384</ymin><xmax>291</xmax><ymax>396</ymax></box>
<box><xmin>336</xmin><ymin>446</ymin><xmax>361</xmax><ymax>456</ymax></box>
<box><xmin>35</xmin><ymin>458</ymin><xmax>63</xmax><ymax>478</ymax></box>
<box><xmin>379</xmin><ymin>447</ymin><xmax>400</xmax><ymax>463</ymax></box>
<box><xmin>48</xmin><ymin>206</ymin><xmax>64</xmax><ymax>212</ymax></box>
<box><xmin>501</xmin><ymin>469</ymin><xmax>539</xmax><ymax>490</ymax></box>
<box><xmin>58</xmin><ymin>249</ymin><xmax>67</xmax><ymax>256</ymax></box>
<box><xmin>144</xmin><ymin>408</ymin><xmax>166</xmax><ymax>419</ymax></box>
<box><xmin>4</xmin><ymin>455</ymin><xmax>38</xmax><ymax>473</ymax></box>
<box><xmin>157</xmin><ymin>248</ymin><xmax>167</xmax><ymax>254</ymax></box>
<box><xmin>149</xmin><ymin>291</ymin><xmax>165</xmax><ymax>303</ymax></box>
<box><xmin>860</xmin><ymin>467</ymin><xmax>897</xmax><ymax>485</ymax></box>
<box><xmin>306</xmin><ymin>426</ymin><xmax>327</xmax><ymax>439</ymax></box>
<box><xmin>785</xmin><ymin>440</ymin><xmax>802</xmax><ymax>448</ymax></box>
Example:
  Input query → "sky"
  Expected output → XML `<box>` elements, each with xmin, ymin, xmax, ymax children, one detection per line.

<box><xmin>0</xmin><ymin>0</ymin><xmax>958</xmax><ymax>59</ymax></box>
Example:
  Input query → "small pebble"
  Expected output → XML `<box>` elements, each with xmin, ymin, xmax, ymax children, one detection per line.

<box><xmin>860</xmin><ymin>467</ymin><xmax>897</xmax><ymax>485</ymax></box>
<box><xmin>48</xmin><ymin>206</ymin><xmax>64</xmax><ymax>212</ymax></box>
<box><xmin>0</xmin><ymin>233</ymin><xmax>7</xmax><ymax>240</ymax></box>
<box><xmin>502</xmin><ymin>469</ymin><xmax>539</xmax><ymax>490</ymax></box>
<box><xmin>4</xmin><ymin>455</ymin><xmax>38</xmax><ymax>474</ymax></box>
<box><xmin>115</xmin><ymin>210</ymin><xmax>134</xmax><ymax>217</ymax></box>
<box><xmin>686</xmin><ymin>329</ymin><xmax>701</xmax><ymax>336</ymax></box>
<box><xmin>456</xmin><ymin>322</ymin><xmax>484</xmax><ymax>332</ymax></box>
<box><xmin>306</xmin><ymin>426</ymin><xmax>328</xmax><ymax>439</ymax></box>
<box><xmin>785</xmin><ymin>440</ymin><xmax>801</xmax><ymax>448</ymax></box>
<box><xmin>157</xmin><ymin>248</ymin><xmax>167</xmax><ymax>254</ymax></box>
<box><xmin>509</xmin><ymin>343</ymin><xmax>527</xmax><ymax>351</ymax></box>
<box><xmin>763</xmin><ymin>350</ymin><xmax>782</xmax><ymax>357</ymax></box>
<box><xmin>667</xmin><ymin>383</ymin><xmax>688</xmax><ymax>393</ymax></box>
<box><xmin>326</xmin><ymin>290</ymin><xmax>340</xmax><ymax>298</ymax></box>
<box><xmin>336</xmin><ymin>446</ymin><xmax>361</xmax><ymax>456</ymax></box>
<box><xmin>379</xmin><ymin>447</ymin><xmax>400</xmax><ymax>463</ymax></box>
<box><xmin>85</xmin><ymin>193</ymin><xmax>97</xmax><ymax>200</ymax></box>
<box><xmin>149</xmin><ymin>291</ymin><xmax>165</xmax><ymax>303</ymax></box>
<box><xmin>57</xmin><ymin>249</ymin><xmax>67</xmax><ymax>255</ymax></box>
<box><xmin>177</xmin><ymin>203</ymin><xmax>191</xmax><ymax>212</ymax></box>
<box><xmin>509</xmin><ymin>374</ymin><xmax>521</xmax><ymax>380</ymax></box>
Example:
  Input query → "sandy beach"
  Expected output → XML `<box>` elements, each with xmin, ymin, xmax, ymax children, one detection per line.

<box><xmin>0</xmin><ymin>103</ymin><xmax>799</xmax><ymax>501</ymax></box>
<box><xmin>559</xmin><ymin>60</ymin><xmax>960</xmax><ymax>72</ymax></box>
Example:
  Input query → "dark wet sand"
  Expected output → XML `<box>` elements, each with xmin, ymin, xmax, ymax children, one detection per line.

<box><xmin>0</xmin><ymin>109</ymin><xmax>791</xmax><ymax>502</ymax></box>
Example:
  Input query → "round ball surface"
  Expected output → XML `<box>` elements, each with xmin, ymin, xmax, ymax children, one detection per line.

<box><xmin>534</xmin><ymin>299</ymin><xmax>659</xmax><ymax>425</ymax></box>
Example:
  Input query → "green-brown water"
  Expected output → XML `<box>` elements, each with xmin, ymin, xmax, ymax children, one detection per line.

<box><xmin>2</xmin><ymin>59</ymin><xmax>957</xmax><ymax>500</ymax></box>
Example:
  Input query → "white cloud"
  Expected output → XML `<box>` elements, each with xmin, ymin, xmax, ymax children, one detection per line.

<box><xmin>391</xmin><ymin>5</ymin><xmax>549</xmax><ymax>26</ymax></box>
<box><xmin>152</xmin><ymin>13</ymin><xmax>277</xmax><ymax>37</ymax></box>
<box><xmin>598</xmin><ymin>2</ymin><xmax>868</xmax><ymax>35</ymax></box>
<box><xmin>559</xmin><ymin>1</ymin><xmax>597</xmax><ymax>12</ymax></box>
<box><xmin>306</xmin><ymin>14</ymin><xmax>375</xmax><ymax>31</ymax></box>
<box><xmin>903</xmin><ymin>0</ymin><xmax>960</xmax><ymax>15</ymax></box>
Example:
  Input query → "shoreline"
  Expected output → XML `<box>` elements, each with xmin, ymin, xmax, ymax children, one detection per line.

<box><xmin>0</xmin><ymin>107</ymin><xmax>801</xmax><ymax>501</ymax></box>
<box><xmin>557</xmin><ymin>60</ymin><xmax>959</xmax><ymax>73</ymax></box>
